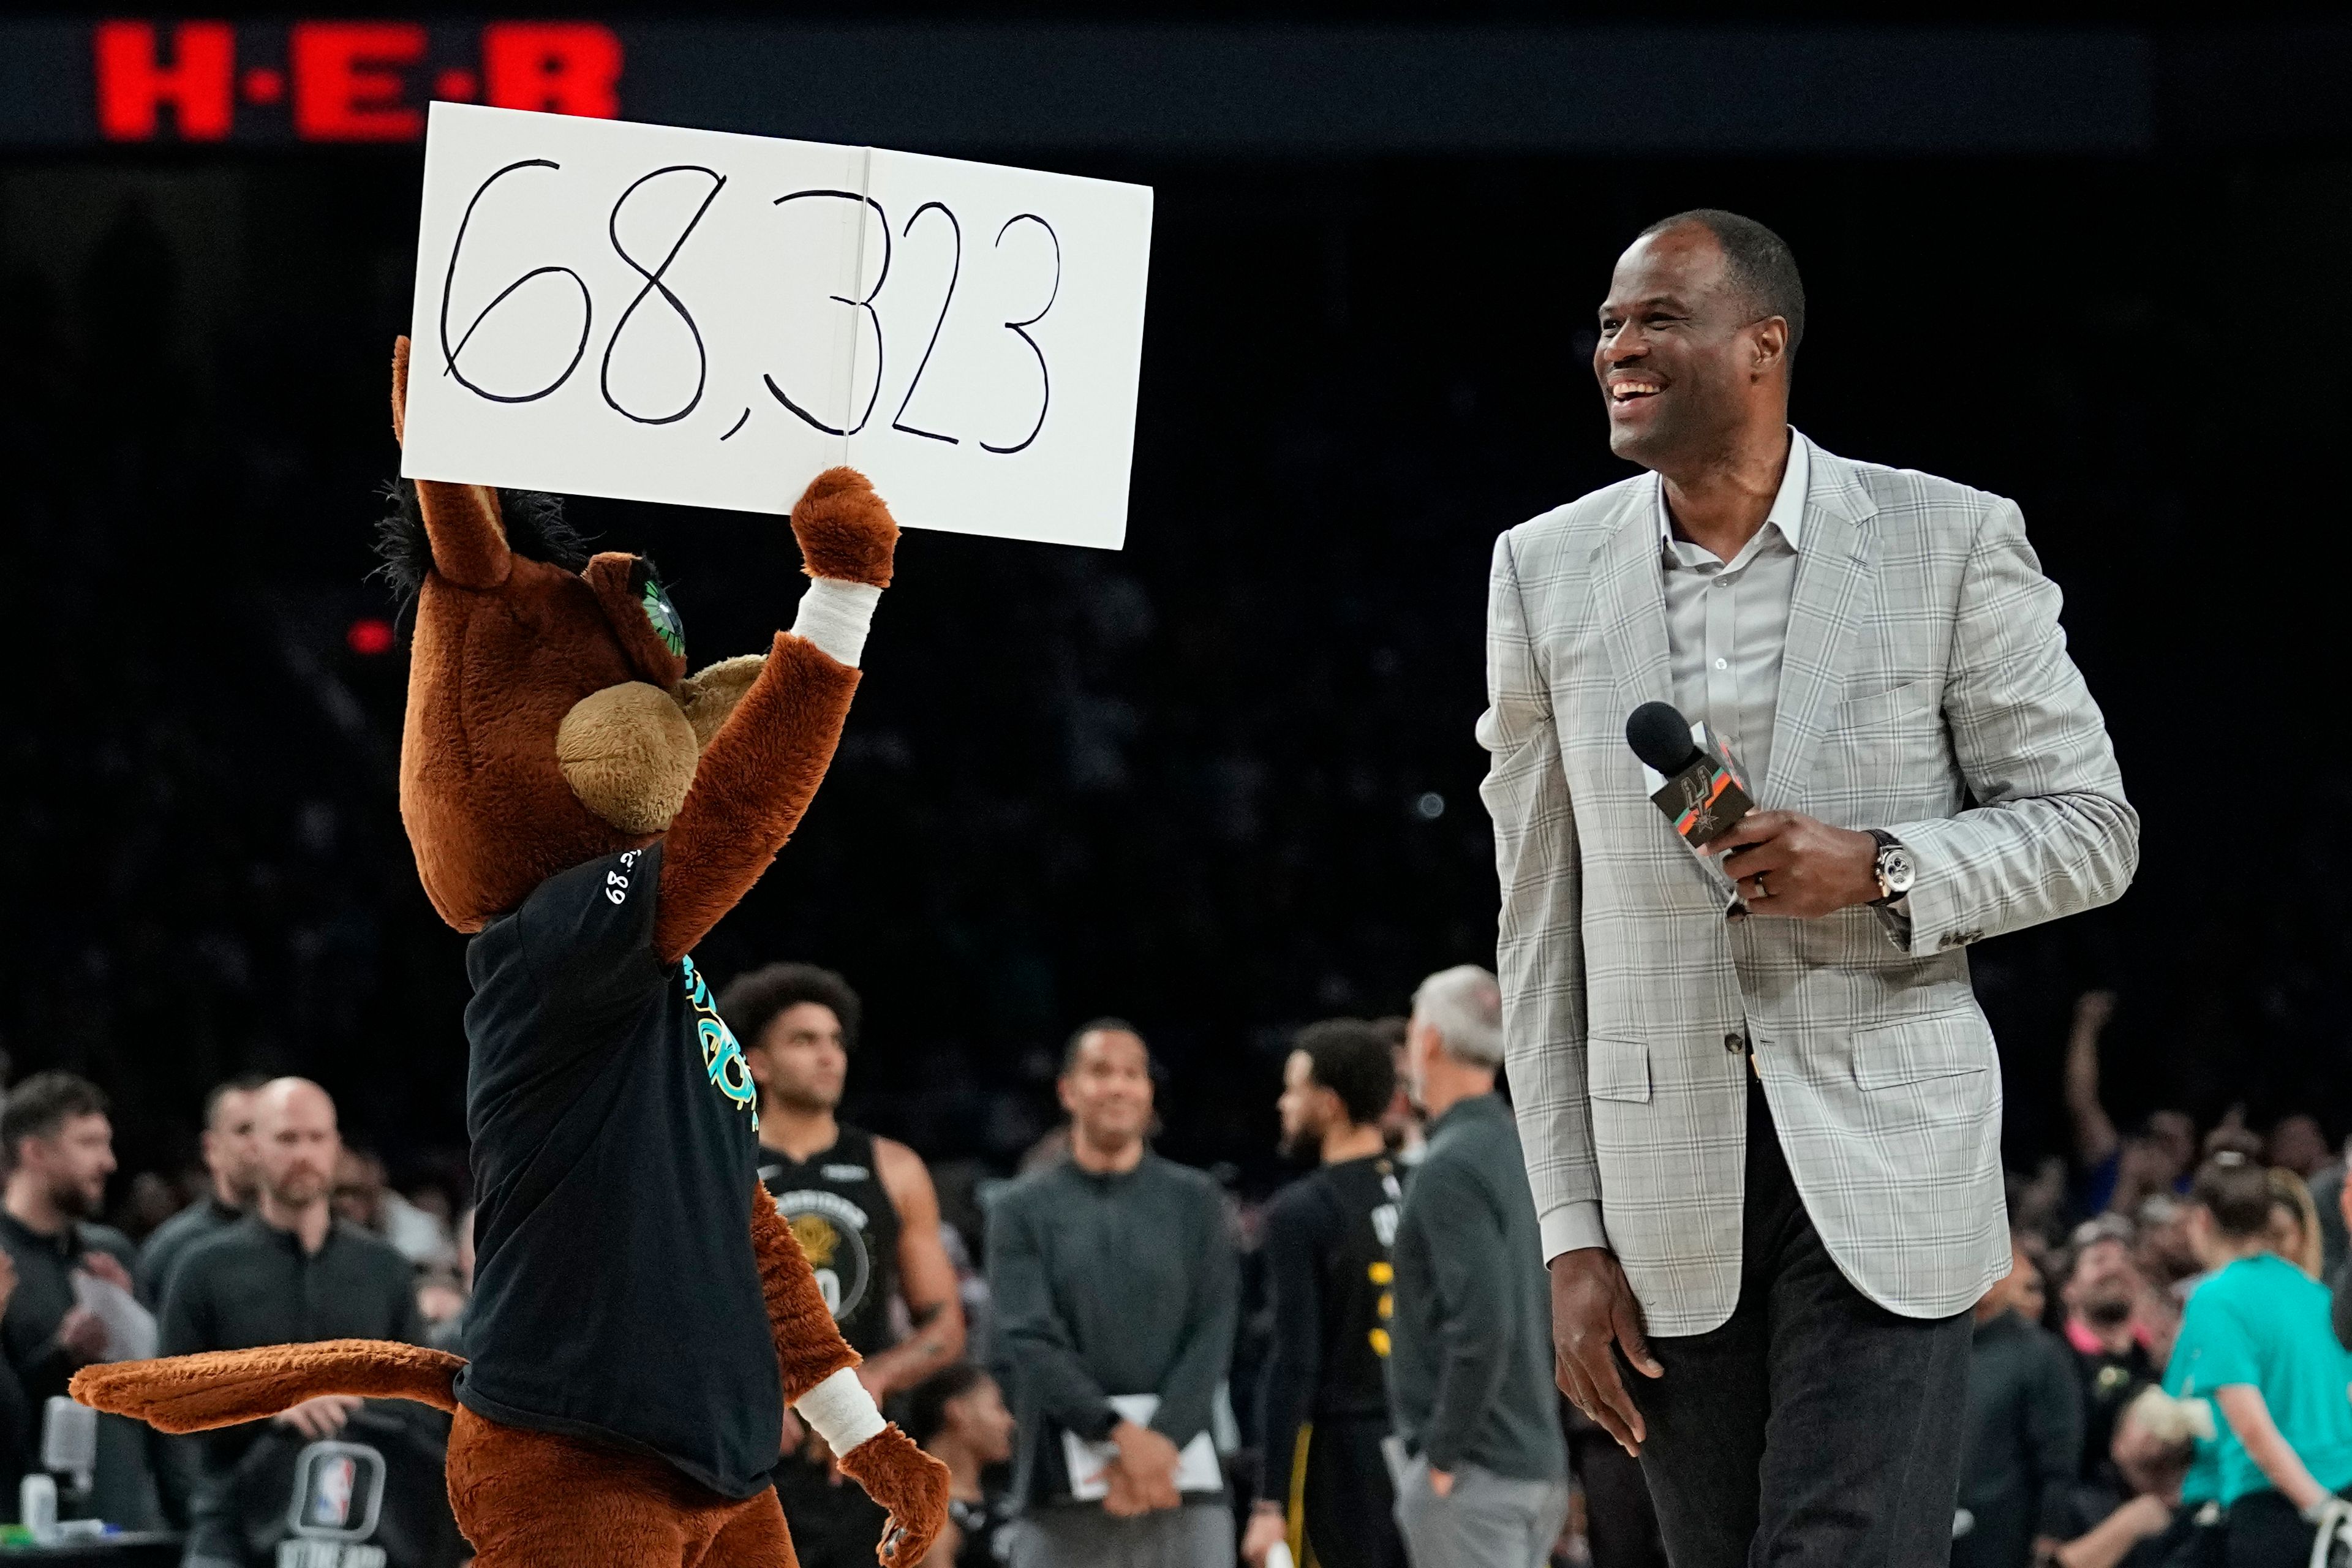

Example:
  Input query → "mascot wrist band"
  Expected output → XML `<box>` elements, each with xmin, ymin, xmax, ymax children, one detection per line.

<box><xmin>793</xmin><ymin>579</ymin><xmax>882</xmax><ymax>668</ymax></box>
<box><xmin>794</xmin><ymin>1366</ymin><xmax>887</xmax><ymax>1455</ymax></box>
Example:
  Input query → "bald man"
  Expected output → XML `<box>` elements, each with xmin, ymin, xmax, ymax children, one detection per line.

<box><xmin>158</xmin><ymin>1080</ymin><xmax>424</xmax><ymax>1568</ymax></box>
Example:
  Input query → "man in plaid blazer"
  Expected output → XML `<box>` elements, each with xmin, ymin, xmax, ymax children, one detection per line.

<box><xmin>1478</xmin><ymin>210</ymin><xmax>2136</xmax><ymax>1567</ymax></box>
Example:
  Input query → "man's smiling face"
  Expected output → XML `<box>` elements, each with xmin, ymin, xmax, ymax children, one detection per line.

<box><xmin>1594</xmin><ymin>223</ymin><xmax>1777</xmax><ymax>472</ymax></box>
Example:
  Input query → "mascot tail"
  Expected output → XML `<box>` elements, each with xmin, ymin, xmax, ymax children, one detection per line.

<box><xmin>70</xmin><ymin>1340</ymin><xmax>464</xmax><ymax>1433</ymax></box>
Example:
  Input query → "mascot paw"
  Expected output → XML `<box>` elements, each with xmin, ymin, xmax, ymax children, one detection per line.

<box><xmin>790</xmin><ymin>467</ymin><xmax>899</xmax><ymax>589</ymax></box>
<box><xmin>837</xmin><ymin>1422</ymin><xmax>949</xmax><ymax>1567</ymax></box>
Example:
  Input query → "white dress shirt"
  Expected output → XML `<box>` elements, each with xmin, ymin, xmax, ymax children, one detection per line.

<box><xmin>1657</xmin><ymin>431</ymin><xmax>1810</xmax><ymax>793</ymax></box>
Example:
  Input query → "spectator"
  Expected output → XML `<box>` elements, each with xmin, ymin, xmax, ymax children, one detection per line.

<box><xmin>908</xmin><ymin>1363</ymin><xmax>1017</xmax><ymax>1568</ymax></box>
<box><xmin>2310</xmin><ymin>1152</ymin><xmax>2347</xmax><ymax>1286</ymax></box>
<box><xmin>159</xmin><ymin>1078</ymin><xmax>425</xmax><ymax>1568</ymax></box>
<box><xmin>0</xmin><ymin>1072</ymin><xmax>155</xmax><ymax>1527</ymax></box>
<box><xmin>2269</xmin><ymin>1117</ymin><xmax>2329</xmax><ymax>1181</ymax></box>
<box><xmin>1953</xmin><ymin>1240</ymin><xmax>2082</xmax><ymax>1568</ymax></box>
<box><xmin>2052</xmin><ymin>1387</ymin><xmax>2207</xmax><ymax>1568</ymax></box>
<box><xmin>717</xmin><ymin>962</ymin><xmax>970</xmax><ymax>1568</ymax></box>
<box><xmin>2334</xmin><ymin>1177</ymin><xmax>2352</xmax><ymax>1355</ymax></box>
<box><xmin>136</xmin><ymin>1076</ymin><xmax>265</xmax><ymax>1303</ymax></box>
<box><xmin>988</xmin><ymin>1020</ymin><xmax>1240</xmax><ymax>1568</ymax></box>
<box><xmin>2166</xmin><ymin>1153</ymin><xmax>2352</xmax><ymax>1566</ymax></box>
<box><xmin>418</xmin><ymin>1205</ymin><xmax>472</xmax><ymax>1350</ymax></box>
<box><xmin>2061</xmin><ymin>993</ymin><xmax>2195</xmax><ymax>1221</ymax></box>
<box><xmin>2263</xmin><ymin>1169</ymin><xmax>2323</xmax><ymax>1280</ymax></box>
<box><xmin>118</xmin><ymin>1173</ymin><xmax>186</xmax><ymax>1248</ymax></box>
<box><xmin>1387</xmin><ymin>966</ymin><xmax>1568</xmax><ymax>1568</ymax></box>
<box><xmin>1241</xmin><ymin>1019</ymin><xmax>1408</xmax><ymax>1568</ymax></box>
<box><xmin>330</xmin><ymin>1147</ymin><xmax>453</xmax><ymax>1271</ymax></box>
<box><xmin>2198</xmin><ymin>1114</ymin><xmax>2264</xmax><ymax>1165</ymax></box>
<box><xmin>2058</xmin><ymin>1219</ymin><xmax>2158</xmax><ymax>1518</ymax></box>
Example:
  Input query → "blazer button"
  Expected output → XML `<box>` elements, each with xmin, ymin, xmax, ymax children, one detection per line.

<box><xmin>1723</xmin><ymin>1031</ymin><xmax>1746</xmax><ymax>1054</ymax></box>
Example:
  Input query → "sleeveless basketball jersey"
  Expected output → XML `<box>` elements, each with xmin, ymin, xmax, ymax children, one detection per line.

<box><xmin>758</xmin><ymin>1125</ymin><xmax>902</xmax><ymax>1355</ymax></box>
<box><xmin>1316</xmin><ymin>1152</ymin><xmax>1404</xmax><ymax>1419</ymax></box>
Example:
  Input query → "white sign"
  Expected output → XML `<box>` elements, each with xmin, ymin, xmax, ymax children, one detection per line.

<box><xmin>399</xmin><ymin>104</ymin><xmax>1153</xmax><ymax>551</ymax></box>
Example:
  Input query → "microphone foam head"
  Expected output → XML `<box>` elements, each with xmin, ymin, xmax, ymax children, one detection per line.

<box><xmin>1626</xmin><ymin>701</ymin><xmax>1700</xmax><ymax>774</ymax></box>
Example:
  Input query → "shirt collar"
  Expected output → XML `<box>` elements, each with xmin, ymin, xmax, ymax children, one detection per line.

<box><xmin>1656</xmin><ymin>428</ymin><xmax>1811</xmax><ymax>556</ymax></box>
<box><xmin>1426</xmin><ymin>1090</ymin><xmax>1505</xmax><ymax>1139</ymax></box>
<box><xmin>0</xmin><ymin>1209</ymin><xmax>79</xmax><ymax>1259</ymax></box>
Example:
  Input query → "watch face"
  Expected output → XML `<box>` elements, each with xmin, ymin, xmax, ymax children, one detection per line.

<box><xmin>1881</xmin><ymin>845</ymin><xmax>1916</xmax><ymax>894</ymax></box>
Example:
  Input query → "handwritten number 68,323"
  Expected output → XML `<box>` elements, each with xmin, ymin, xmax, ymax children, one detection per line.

<box><xmin>437</xmin><ymin>160</ymin><xmax>1061</xmax><ymax>454</ymax></box>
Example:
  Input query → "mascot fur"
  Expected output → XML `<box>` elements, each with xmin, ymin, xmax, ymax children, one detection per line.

<box><xmin>73</xmin><ymin>339</ymin><xmax>948</xmax><ymax>1568</ymax></box>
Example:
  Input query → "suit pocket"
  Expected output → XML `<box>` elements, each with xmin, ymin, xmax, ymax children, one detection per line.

<box><xmin>1848</xmin><ymin>1009</ymin><xmax>1991</xmax><ymax>1091</ymax></box>
<box><xmin>1833</xmin><ymin>677</ymin><xmax>1937</xmax><ymax>731</ymax></box>
<box><xmin>1588</xmin><ymin>1036</ymin><xmax>1651</xmax><ymax>1103</ymax></box>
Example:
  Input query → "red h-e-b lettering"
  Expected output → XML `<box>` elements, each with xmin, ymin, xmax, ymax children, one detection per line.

<box><xmin>292</xmin><ymin>21</ymin><xmax>425</xmax><ymax>140</ymax></box>
<box><xmin>95</xmin><ymin>21</ymin><xmax>235</xmax><ymax>141</ymax></box>
<box><xmin>482</xmin><ymin>23</ymin><xmax>622</xmax><ymax>117</ymax></box>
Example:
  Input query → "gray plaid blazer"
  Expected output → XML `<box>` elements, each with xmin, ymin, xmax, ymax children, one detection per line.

<box><xmin>1477</xmin><ymin>440</ymin><xmax>2137</xmax><ymax>1333</ymax></box>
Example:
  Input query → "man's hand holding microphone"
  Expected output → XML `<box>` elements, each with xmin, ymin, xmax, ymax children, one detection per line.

<box><xmin>1623</xmin><ymin>701</ymin><xmax>1899</xmax><ymax>918</ymax></box>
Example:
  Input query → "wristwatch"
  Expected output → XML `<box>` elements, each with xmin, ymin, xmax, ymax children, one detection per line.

<box><xmin>1866</xmin><ymin>829</ymin><xmax>1915</xmax><ymax>905</ymax></box>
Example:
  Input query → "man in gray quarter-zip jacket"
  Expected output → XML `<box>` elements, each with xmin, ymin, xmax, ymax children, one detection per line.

<box><xmin>1388</xmin><ymin>967</ymin><xmax>1568</xmax><ymax>1568</ymax></box>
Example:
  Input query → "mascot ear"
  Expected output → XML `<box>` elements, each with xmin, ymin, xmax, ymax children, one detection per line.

<box><xmin>677</xmin><ymin>655</ymin><xmax>766</xmax><ymax>749</ymax></box>
<box><xmin>556</xmin><ymin>682</ymin><xmax>700</xmax><ymax>834</ymax></box>
<box><xmin>391</xmin><ymin>336</ymin><xmax>513</xmax><ymax>590</ymax></box>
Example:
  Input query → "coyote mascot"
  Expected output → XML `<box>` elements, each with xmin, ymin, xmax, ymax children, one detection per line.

<box><xmin>75</xmin><ymin>339</ymin><xmax>947</xmax><ymax>1568</ymax></box>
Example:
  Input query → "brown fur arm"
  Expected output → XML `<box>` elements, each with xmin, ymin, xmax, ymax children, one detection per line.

<box><xmin>391</xmin><ymin>336</ymin><xmax>510</xmax><ymax>589</ymax></box>
<box><xmin>747</xmin><ymin>1179</ymin><xmax>859</xmax><ymax>1404</ymax></box>
<box><xmin>71</xmin><ymin>1341</ymin><xmax>462</xmax><ymax>1433</ymax></box>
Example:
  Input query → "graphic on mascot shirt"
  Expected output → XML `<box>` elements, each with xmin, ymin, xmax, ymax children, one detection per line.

<box><xmin>771</xmin><ymin>1188</ymin><xmax>873</xmax><ymax>1321</ymax></box>
<box><xmin>680</xmin><ymin>954</ymin><xmax>758</xmax><ymax>1128</ymax></box>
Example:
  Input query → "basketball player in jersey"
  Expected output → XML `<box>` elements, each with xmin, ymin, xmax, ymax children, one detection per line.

<box><xmin>1243</xmin><ymin>1019</ymin><xmax>1410</xmax><ymax>1568</ymax></box>
<box><xmin>717</xmin><ymin>963</ymin><xmax>969</xmax><ymax>1568</ymax></box>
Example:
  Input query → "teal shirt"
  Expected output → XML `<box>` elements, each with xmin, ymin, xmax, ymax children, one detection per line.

<box><xmin>2167</xmin><ymin>1253</ymin><xmax>2352</xmax><ymax>1505</ymax></box>
<box><xmin>2161</xmin><ymin>1273</ymin><xmax>2233</xmax><ymax>1507</ymax></box>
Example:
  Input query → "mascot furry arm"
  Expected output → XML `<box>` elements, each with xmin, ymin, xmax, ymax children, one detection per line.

<box><xmin>74</xmin><ymin>339</ymin><xmax>945</xmax><ymax>1568</ymax></box>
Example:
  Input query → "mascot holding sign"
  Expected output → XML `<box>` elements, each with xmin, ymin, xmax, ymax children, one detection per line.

<box><xmin>73</xmin><ymin>339</ymin><xmax>948</xmax><ymax>1568</ymax></box>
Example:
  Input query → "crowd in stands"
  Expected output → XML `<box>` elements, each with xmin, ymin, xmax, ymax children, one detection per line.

<box><xmin>0</xmin><ymin>971</ymin><xmax>2344</xmax><ymax>1568</ymax></box>
<box><xmin>1955</xmin><ymin>992</ymin><xmax>2352</xmax><ymax>1568</ymax></box>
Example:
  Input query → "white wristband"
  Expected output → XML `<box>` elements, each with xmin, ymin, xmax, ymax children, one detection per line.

<box><xmin>793</xmin><ymin>1366</ymin><xmax>885</xmax><ymax>1456</ymax></box>
<box><xmin>791</xmin><ymin>578</ymin><xmax>881</xmax><ymax>668</ymax></box>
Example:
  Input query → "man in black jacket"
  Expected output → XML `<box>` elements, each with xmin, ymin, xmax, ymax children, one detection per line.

<box><xmin>1243</xmin><ymin>1019</ymin><xmax>1408</xmax><ymax>1568</ymax></box>
<box><xmin>159</xmin><ymin>1079</ymin><xmax>424</xmax><ymax>1568</ymax></box>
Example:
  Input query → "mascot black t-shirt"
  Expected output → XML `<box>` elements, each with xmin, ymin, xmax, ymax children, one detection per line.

<box><xmin>455</xmin><ymin>843</ymin><xmax>781</xmax><ymax>1498</ymax></box>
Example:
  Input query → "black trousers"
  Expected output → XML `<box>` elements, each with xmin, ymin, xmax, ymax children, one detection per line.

<box><xmin>2227</xmin><ymin>1487</ymin><xmax>2350</xmax><ymax>1568</ymax></box>
<box><xmin>1634</xmin><ymin>1076</ymin><xmax>1973</xmax><ymax>1568</ymax></box>
<box><xmin>1569</xmin><ymin>1412</ymin><xmax>1669</xmax><ymax>1568</ymax></box>
<box><xmin>1299</xmin><ymin>1414</ymin><xmax>1408</xmax><ymax>1568</ymax></box>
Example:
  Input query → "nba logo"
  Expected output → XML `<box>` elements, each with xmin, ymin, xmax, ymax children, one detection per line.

<box><xmin>309</xmin><ymin>1457</ymin><xmax>355</xmax><ymax>1529</ymax></box>
<box><xmin>287</xmin><ymin>1442</ymin><xmax>385</xmax><ymax>1545</ymax></box>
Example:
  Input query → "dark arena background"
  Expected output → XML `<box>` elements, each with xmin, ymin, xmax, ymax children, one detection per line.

<box><xmin>9</xmin><ymin>4</ymin><xmax>2352</xmax><ymax>1216</ymax></box>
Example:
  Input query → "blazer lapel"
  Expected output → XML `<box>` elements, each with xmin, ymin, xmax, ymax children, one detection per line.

<box><xmin>1593</xmin><ymin>475</ymin><xmax>1674</xmax><ymax>723</ymax></box>
<box><xmin>1760</xmin><ymin>447</ymin><xmax>1878</xmax><ymax>807</ymax></box>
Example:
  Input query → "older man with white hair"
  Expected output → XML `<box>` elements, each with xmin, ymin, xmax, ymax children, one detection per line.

<box><xmin>1387</xmin><ymin>965</ymin><xmax>1569</xmax><ymax>1568</ymax></box>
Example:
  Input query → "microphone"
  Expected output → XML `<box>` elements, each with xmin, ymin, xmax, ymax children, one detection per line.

<box><xmin>1626</xmin><ymin>701</ymin><xmax>1755</xmax><ymax>849</ymax></box>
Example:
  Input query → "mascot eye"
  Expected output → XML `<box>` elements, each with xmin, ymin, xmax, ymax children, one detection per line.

<box><xmin>631</xmin><ymin>562</ymin><xmax>685</xmax><ymax>657</ymax></box>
